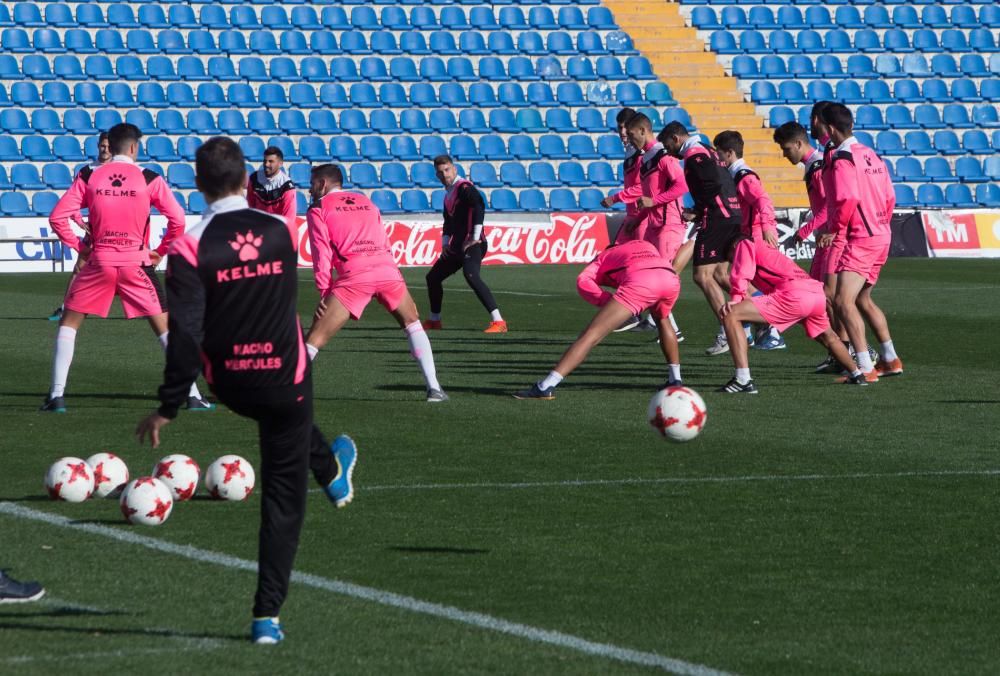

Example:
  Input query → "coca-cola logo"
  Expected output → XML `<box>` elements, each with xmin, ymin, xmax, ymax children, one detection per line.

<box><xmin>295</xmin><ymin>213</ymin><xmax>610</xmax><ymax>269</ymax></box>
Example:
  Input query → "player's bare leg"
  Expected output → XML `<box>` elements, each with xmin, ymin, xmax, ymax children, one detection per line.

<box><xmin>834</xmin><ymin>271</ymin><xmax>878</xmax><ymax>379</ymax></box>
<box><xmin>855</xmin><ymin>285</ymin><xmax>902</xmax><ymax>376</ymax></box>
<box><xmin>515</xmin><ymin>300</ymin><xmax>633</xmax><ymax>399</ymax></box>
<box><xmin>672</xmin><ymin>239</ymin><xmax>695</xmax><ymax>274</ymax></box>
<box><xmin>655</xmin><ymin>314</ymin><xmax>683</xmax><ymax>386</ymax></box>
<box><xmin>305</xmin><ymin>294</ymin><xmax>352</xmax><ymax>356</ymax></box>
<box><xmin>389</xmin><ymin>293</ymin><xmax>447</xmax><ymax>401</ymax></box>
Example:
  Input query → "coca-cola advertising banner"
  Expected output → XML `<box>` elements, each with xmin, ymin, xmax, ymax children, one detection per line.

<box><xmin>0</xmin><ymin>213</ymin><xmax>610</xmax><ymax>272</ymax></box>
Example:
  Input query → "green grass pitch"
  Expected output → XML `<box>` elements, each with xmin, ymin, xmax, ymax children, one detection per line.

<box><xmin>1</xmin><ymin>259</ymin><xmax>998</xmax><ymax>675</ymax></box>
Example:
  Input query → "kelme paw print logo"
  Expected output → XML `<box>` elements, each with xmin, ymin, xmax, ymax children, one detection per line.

<box><xmin>230</xmin><ymin>230</ymin><xmax>263</xmax><ymax>262</ymax></box>
<box><xmin>343</xmin><ymin>196</ymin><xmax>356</xmax><ymax>205</ymax></box>
<box><xmin>109</xmin><ymin>173</ymin><xmax>127</xmax><ymax>187</ymax></box>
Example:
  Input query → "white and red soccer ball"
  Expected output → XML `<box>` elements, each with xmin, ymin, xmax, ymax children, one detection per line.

<box><xmin>153</xmin><ymin>454</ymin><xmax>200</xmax><ymax>501</ymax></box>
<box><xmin>120</xmin><ymin>477</ymin><xmax>173</xmax><ymax>526</ymax></box>
<box><xmin>205</xmin><ymin>455</ymin><xmax>255</xmax><ymax>501</ymax></box>
<box><xmin>86</xmin><ymin>452</ymin><xmax>129</xmax><ymax>498</ymax></box>
<box><xmin>45</xmin><ymin>457</ymin><xmax>95</xmax><ymax>502</ymax></box>
<box><xmin>647</xmin><ymin>386</ymin><xmax>708</xmax><ymax>442</ymax></box>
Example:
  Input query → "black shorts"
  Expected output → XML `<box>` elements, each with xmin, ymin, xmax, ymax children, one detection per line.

<box><xmin>693</xmin><ymin>220</ymin><xmax>741</xmax><ymax>266</ymax></box>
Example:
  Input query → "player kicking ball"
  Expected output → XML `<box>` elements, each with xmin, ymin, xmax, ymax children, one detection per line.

<box><xmin>305</xmin><ymin>164</ymin><xmax>448</xmax><ymax>402</ymax></box>
<box><xmin>514</xmin><ymin>240</ymin><xmax>682</xmax><ymax>399</ymax></box>
<box><xmin>717</xmin><ymin>234</ymin><xmax>868</xmax><ymax>393</ymax></box>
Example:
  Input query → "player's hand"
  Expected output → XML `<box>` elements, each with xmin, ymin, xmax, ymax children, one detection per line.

<box><xmin>78</xmin><ymin>243</ymin><xmax>92</xmax><ymax>261</ymax></box>
<box><xmin>136</xmin><ymin>412</ymin><xmax>171</xmax><ymax>449</ymax></box>
<box><xmin>637</xmin><ymin>196</ymin><xmax>654</xmax><ymax>209</ymax></box>
<box><xmin>463</xmin><ymin>238</ymin><xmax>482</xmax><ymax>251</ymax></box>
<box><xmin>314</xmin><ymin>295</ymin><xmax>329</xmax><ymax>319</ymax></box>
<box><xmin>763</xmin><ymin>230</ymin><xmax>779</xmax><ymax>248</ymax></box>
<box><xmin>600</xmin><ymin>196</ymin><xmax>615</xmax><ymax>208</ymax></box>
<box><xmin>149</xmin><ymin>251</ymin><xmax>163</xmax><ymax>266</ymax></box>
<box><xmin>818</xmin><ymin>233</ymin><xmax>835</xmax><ymax>248</ymax></box>
<box><xmin>682</xmin><ymin>209</ymin><xmax>697</xmax><ymax>222</ymax></box>
<box><xmin>718</xmin><ymin>301</ymin><xmax>735</xmax><ymax>320</ymax></box>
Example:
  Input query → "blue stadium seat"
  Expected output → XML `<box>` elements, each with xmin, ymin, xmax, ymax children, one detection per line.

<box><xmin>84</xmin><ymin>55</ymin><xmax>114</xmax><ymax>81</ymax></box>
<box><xmin>625</xmin><ymin>56</ymin><xmax>655</xmax><ymax>80</ymax></box>
<box><xmin>804</xmin><ymin>7</ymin><xmax>834</xmax><ymax>29</ymax></box>
<box><xmin>740</xmin><ymin>30</ymin><xmax>767</xmax><ymax>54</ymax></box>
<box><xmin>32</xmin><ymin>191</ymin><xmax>59</xmax><ymax>215</ymax></box>
<box><xmin>916</xmin><ymin>184</ymin><xmax>945</xmax><ymax>207</ymax></box>
<box><xmin>297</xmin><ymin>136</ymin><xmax>330</xmax><ymax>162</ymax></box>
<box><xmin>370</xmin><ymin>110</ymin><xmax>400</xmax><ymax>135</ymax></box>
<box><xmin>875</xmin><ymin>131</ymin><xmax>906</xmax><ymax>156</ymax></box>
<box><xmin>923</xmin><ymin>157</ymin><xmax>953</xmax><ymax>182</ymax></box>
<box><xmin>816</xmin><ymin>55</ymin><xmax>844</xmax><ymax>77</ymax></box>
<box><xmin>750</xmin><ymin>6</ymin><xmax>778</xmax><ymax>29</ymax></box>
<box><xmin>22</xmin><ymin>54</ymin><xmax>54</xmax><ymax>80</ymax></box>
<box><xmin>419</xmin><ymin>136</ymin><xmax>448</xmax><ymax>160</ymax></box>
<box><xmin>893</xmin><ymin>80</ymin><xmax>923</xmax><ymax>103</ymax></box>
<box><xmin>904</xmin><ymin>131</ymin><xmax>932</xmax><ymax>155</ymax></box>
<box><xmin>549</xmin><ymin>189</ymin><xmax>578</xmax><ymax>212</ymax></box>
<box><xmin>487</xmin><ymin>31</ymin><xmax>516</xmax><ymax>55</ymax></box>
<box><xmin>539</xmin><ymin>135</ymin><xmax>570</xmax><ymax>160</ymax></box>
<box><xmin>30</xmin><ymin>109</ymin><xmax>64</xmax><ymax>136</ymax></box>
<box><xmin>12</xmin><ymin>163</ymin><xmax>46</xmax><ymax>190</ymax></box>
<box><xmin>45</xmin><ymin>4</ymin><xmax>76</xmax><ymax>28</ymax></box>
<box><xmin>53</xmin><ymin>136</ymin><xmax>85</xmax><ymax>162</ymax></box>
<box><xmin>710</xmin><ymin>31</ymin><xmax>737</xmax><ymax>54</ymax></box>
<box><xmin>349</xmin><ymin>163</ymin><xmax>380</xmax><ymax>190</ymax></box>
<box><xmin>931</xmin><ymin>55</ymin><xmax>960</xmax><ymax>78</ymax></box>
<box><xmin>856</xmin><ymin>105</ymin><xmax>887</xmax><ymax>130</ymax></box>
<box><xmin>1</xmin><ymin>109</ymin><xmax>32</xmax><ymax>134</ymax></box>
<box><xmin>963</xmin><ymin>130</ymin><xmax>991</xmax><ymax>154</ymax></box>
<box><xmin>777</xmin><ymin>6</ymin><xmax>805</xmax><ymax>28</ymax></box>
<box><xmin>943</xmin><ymin>104</ymin><xmax>973</xmax><ymax>129</ymax></box>
<box><xmin>893</xmin><ymin>157</ymin><xmax>923</xmax><ymax>181</ymax></box>
<box><xmin>0</xmin><ymin>136</ymin><xmax>19</xmax><ymax>161</ymax></box>
<box><xmin>248</xmin><ymin>110</ymin><xmax>280</xmax><ymax>135</ymax></box>
<box><xmin>558</xmin><ymin>162</ymin><xmax>588</xmax><ymax>187</ymax></box>
<box><xmin>955</xmin><ymin>157</ymin><xmax>986</xmax><ymax>184</ymax></box>
<box><xmin>961</xmin><ymin>55</ymin><xmax>989</xmax><ymax>78</ymax></box>
<box><xmin>408</xmin><ymin>162</ymin><xmax>436</xmax><ymax>189</ymax></box>
<box><xmin>450</xmin><ymin>135</ymin><xmax>483</xmax><ymax>161</ymax></box>
<box><xmin>0</xmin><ymin>193</ymin><xmax>30</xmax><ymax>216</ymax></box>
<box><xmin>401</xmin><ymin>190</ymin><xmax>430</xmax><ymax>212</ymax></box>
<box><xmin>509</xmin><ymin>136</ymin><xmax>540</xmax><ymax>160</ymax></box>
<box><xmin>567</xmin><ymin>135</ymin><xmax>599</xmax><ymax>159</ymax></box>
<box><xmin>885</xmin><ymin>105</ymin><xmax>917</xmax><ymax>130</ymax></box>
<box><xmin>518</xmin><ymin>189</ymin><xmax>547</xmax><ymax>211</ymax></box>
<box><xmin>186</xmin><ymin>110</ymin><xmax>219</xmax><ymax>135</ymax></box>
<box><xmin>371</xmin><ymin>190</ymin><xmax>400</xmax><ymax>214</ymax></box>
<box><xmin>977</xmin><ymin>184</ymin><xmax>1000</xmax><ymax>208</ymax></box>
<box><xmin>380</xmin><ymin>162</ymin><xmax>410</xmax><ymax>188</ymax></box>
<box><xmin>469</xmin><ymin>162</ymin><xmax>501</xmax><ymax>188</ymax></box>
<box><xmin>973</xmin><ymin>104</ymin><xmax>1000</xmax><ymax>128</ymax></box>
<box><xmin>167</xmin><ymin>164</ymin><xmax>196</xmax><ymax>189</ymax></box>
<box><xmin>769</xmin><ymin>107</ymin><xmax>795</xmax><ymax>128</ymax></box>
<box><xmin>24</xmin><ymin>137</ymin><xmax>55</xmax><ymax>161</ymax></box>
<box><xmin>934</xmin><ymin>131</ymin><xmax>963</xmax><ymax>155</ymax></box>
<box><xmin>874</xmin><ymin>55</ymin><xmax>901</xmax><ymax>77</ymax></box>
<box><xmin>807</xmin><ymin>81</ymin><xmax>835</xmax><ymax>102</ymax></box>
<box><xmin>126</xmin><ymin>109</ymin><xmax>158</xmax><ymax>134</ymax></box>
<box><xmin>490</xmin><ymin>189</ymin><xmax>518</xmax><ymax>212</ymax></box>
<box><xmin>946</xmin><ymin>184</ymin><xmax>976</xmax><ymax>209</ymax></box>
<box><xmin>327</xmin><ymin>136</ymin><xmax>359</xmax><ymax>162</ymax></box>
<box><xmin>922</xmin><ymin>79</ymin><xmax>950</xmax><ymax>103</ymax></box>
<box><xmin>187</xmin><ymin>192</ymin><xmax>207</xmax><ymax>214</ymax></box>
<box><xmin>970</xmin><ymin>29</ymin><xmax>997</xmax><ymax>54</ymax></box>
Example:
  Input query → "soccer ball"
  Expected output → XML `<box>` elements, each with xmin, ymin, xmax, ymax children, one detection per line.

<box><xmin>647</xmin><ymin>386</ymin><xmax>708</xmax><ymax>442</ymax></box>
<box><xmin>152</xmin><ymin>454</ymin><xmax>200</xmax><ymax>501</ymax></box>
<box><xmin>120</xmin><ymin>477</ymin><xmax>173</xmax><ymax>526</ymax></box>
<box><xmin>45</xmin><ymin>457</ymin><xmax>95</xmax><ymax>502</ymax></box>
<box><xmin>205</xmin><ymin>455</ymin><xmax>255</xmax><ymax>501</ymax></box>
<box><xmin>86</xmin><ymin>452</ymin><xmax>129</xmax><ymax>498</ymax></box>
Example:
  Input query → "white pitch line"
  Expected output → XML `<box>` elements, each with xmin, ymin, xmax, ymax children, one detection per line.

<box><xmin>0</xmin><ymin>503</ymin><xmax>732</xmax><ymax>676</ymax></box>
<box><xmin>312</xmin><ymin>469</ymin><xmax>1000</xmax><ymax>494</ymax></box>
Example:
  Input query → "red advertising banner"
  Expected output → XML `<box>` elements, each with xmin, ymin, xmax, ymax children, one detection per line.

<box><xmin>922</xmin><ymin>211</ymin><xmax>981</xmax><ymax>252</ymax></box>
<box><xmin>297</xmin><ymin>213</ymin><xmax>609</xmax><ymax>268</ymax></box>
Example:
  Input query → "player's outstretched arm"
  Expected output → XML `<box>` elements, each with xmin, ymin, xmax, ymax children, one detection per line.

<box><xmin>306</xmin><ymin>208</ymin><xmax>333</xmax><ymax>295</ymax></box>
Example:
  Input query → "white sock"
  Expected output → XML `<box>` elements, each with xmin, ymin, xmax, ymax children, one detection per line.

<box><xmin>490</xmin><ymin>309</ymin><xmax>503</xmax><ymax>322</ymax></box>
<box><xmin>50</xmin><ymin>326</ymin><xmax>77</xmax><ymax>398</ymax></box>
<box><xmin>539</xmin><ymin>370</ymin><xmax>564</xmax><ymax>390</ymax></box>
<box><xmin>850</xmin><ymin>369</ymin><xmax>862</xmax><ymax>378</ymax></box>
<box><xmin>769</xmin><ymin>326</ymin><xmax>781</xmax><ymax>339</ymax></box>
<box><xmin>429</xmin><ymin>312</ymin><xmax>441</xmax><ymax>321</ymax></box>
<box><xmin>306</xmin><ymin>343</ymin><xmax>319</xmax><ymax>361</ymax></box>
<box><xmin>743</xmin><ymin>323</ymin><xmax>753</xmax><ymax>338</ymax></box>
<box><xmin>717</xmin><ymin>324</ymin><xmax>725</xmax><ymax>339</ymax></box>
<box><xmin>668</xmin><ymin>364</ymin><xmax>681</xmax><ymax>382</ymax></box>
<box><xmin>668</xmin><ymin>313</ymin><xmax>679</xmax><ymax>332</ymax></box>
<box><xmin>159</xmin><ymin>332</ymin><xmax>203</xmax><ymax>399</ymax></box>
<box><xmin>881</xmin><ymin>340</ymin><xmax>897</xmax><ymax>362</ymax></box>
<box><xmin>404</xmin><ymin>322</ymin><xmax>441</xmax><ymax>391</ymax></box>
<box><xmin>855</xmin><ymin>346</ymin><xmax>875</xmax><ymax>372</ymax></box>
<box><xmin>735</xmin><ymin>367</ymin><xmax>751</xmax><ymax>384</ymax></box>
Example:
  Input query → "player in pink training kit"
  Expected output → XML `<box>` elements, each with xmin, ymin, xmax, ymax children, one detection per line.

<box><xmin>717</xmin><ymin>234</ymin><xmax>867</xmax><ymax>393</ymax></box>
<box><xmin>246</xmin><ymin>145</ymin><xmax>298</xmax><ymax>247</ymax></box>
<box><xmin>41</xmin><ymin>122</ymin><xmax>212</xmax><ymax>413</ymax></box>
<box><xmin>602</xmin><ymin>108</ymin><xmax>646</xmax><ymax>244</ymax></box>
<box><xmin>822</xmin><ymin>103</ymin><xmax>903</xmax><ymax>382</ymax></box>
<box><xmin>304</xmin><ymin>164</ymin><xmax>447</xmax><ymax>402</ymax></box>
<box><xmin>514</xmin><ymin>239</ymin><xmax>683</xmax><ymax>399</ymax></box>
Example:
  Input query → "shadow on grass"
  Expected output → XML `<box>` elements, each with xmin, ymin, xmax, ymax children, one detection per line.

<box><xmin>374</xmin><ymin>384</ymin><xmax>513</xmax><ymax>397</ymax></box>
<box><xmin>0</xmin><ymin>621</ymin><xmax>243</xmax><ymax>643</ymax></box>
<box><xmin>388</xmin><ymin>545</ymin><xmax>490</xmax><ymax>555</ymax></box>
<box><xmin>0</xmin><ymin>607</ymin><xmax>126</xmax><ymax>619</ymax></box>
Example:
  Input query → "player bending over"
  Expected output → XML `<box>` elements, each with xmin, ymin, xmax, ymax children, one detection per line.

<box><xmin>136</xmin><ymin>137</ymin><xmax>357</xmax><ymax>645</ymax></box>
<box><xmin>514</xmin><ymin>239</ymin><xmax>682</xmax><ymax>399</ymax></box>
<box><xmin>423</xmin><ymin>155</ymin><xmax>507</xmax><ymax>333</ymax></box>
<box><xmin>305</xmin><ymin>164</ymin><xmax>448</xmax><ymax>402</ymax></box>
<box><xmin>717</xmin><ymin>234</ymin><xmax>867</xmax><ymax>393</ymax></box>
<box><xmin>822</xmin><ymin>104</ymin><xmax>904</xmax><ymax>382</ymax></box>
<box><xmin>42</xmin><ymin>123</ymin><xmax>212</xmax><ymax>413</ymax></box>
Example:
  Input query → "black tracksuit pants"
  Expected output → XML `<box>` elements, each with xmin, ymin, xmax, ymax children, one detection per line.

<box><xmin>425</xmin><ymin>241</ymin><xmax>499</xmax><ymax>315</ymax></box>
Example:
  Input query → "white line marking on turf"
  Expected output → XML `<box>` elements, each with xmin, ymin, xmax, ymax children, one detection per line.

<box><xmin>0</xmin><ymin>503</ymin><xmax>731</xmax><ymax>676</ymax></box>
<box><xmin>315</xmin><ymin>469</ymin><xmax>1000</xmax><ymax>494</ymax></box>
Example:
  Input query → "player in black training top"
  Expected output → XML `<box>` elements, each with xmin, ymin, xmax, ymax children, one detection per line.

<box><xmin>422</xmin><ymin>155</ymin><xmax>508</xmax><ymax>333</ymax></box>
<box><xmin>135</xmin><ymin>137</ymin><xmax>357</xmax><ymax>646</ymax></box>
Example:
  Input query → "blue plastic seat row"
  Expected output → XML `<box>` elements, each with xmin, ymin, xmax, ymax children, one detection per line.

<box><xmin>751</xmin><ymin>79</ymin><xmax>1000</xmax><ymax>106</ymax></box>
<box><xmin>0</xmin><ymin>79</ymin><xmax>661</xmax><ymax>109</ymax></box>
<box><xmin>891</xmin><ymin>156</ymin><xmax>1000</xmax><ymax>183</ymax></box>
<box><xmin>0</xmin><ymin>26</ymin><xmax>636</xmax><ymax>57</ymax></box>
<box><xmin>711</xmin><ymin>27</ymin><xmax>998</xmax><ymax>54</ymax></box>
<box><xmin>766</xmin><ymin>102</ymin><xmax>997</xmax><ymax>132</ymax></box>
<box><xmin>692</xmin><ymin>5</ymin><xmax>1000</xmax><ymax>30</ymax></box>
<box><xmin>895</xmin><ymin>183</ymin><xmax>1000</xmax><ymax>209</ymax></box>
<box><xmin>0</xmin><ymin>53</ymin><xmax>651</xmax><ymax>83</ymax></box>
<box><xmin>732</xmin><ymin>53</ymin><xmax>998</xmax><ymax>79</ymax></box>
<box><xmin>0</xmin><ymin>5</ymin><xmax>618</xmax><ymax>32</ymax></box>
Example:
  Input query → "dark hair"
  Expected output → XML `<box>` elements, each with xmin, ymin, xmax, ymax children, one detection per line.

<box><xmin>713</xmin><ymin>130</ymin><xmax>744</xmax><ymax>158</ymax></box>
<box><xmin>98</xmin><ymin>131</ymin><xmax>109</xmax><ymax>144</ymax></box>
<box><xmin>821</xmin><ymin>103</ymin><xmax>854</xmax><ymax>134</ymax></box>
<box><xmin>263</xmin><ymin>145</ymin><xmax>284</xmax><ymax>160</ymax></box>
<box><xmin>772</xmin><ymin>121</ymin><xmax>810</xmax><ymax>145</ymax></box>
<box><xmin>311</xmin><ymin>163</ymin><xmax>344</xmax><ymax>185</ymax></box>
<box><xmin>658</xmin><ymin>121</ymin><xmax>689</xmax><ymax>143</ymax></box>
<box><xmin>615</xmin><ymin>107</ymin><xmax>637</xmax><ymax>126</ymax></box>
<box><xmin>625</xmin><ymin>113</ymin><xmax>652</xmax><ymax>131</ymax></box>
<box><xmin>107</xmin><ymin>123</ymin><xmax>142</xmax><ymax>155</ymax></box>
<box><xmin>195</xmin><ymin>137</ymin><xmax>246</xmax><ymax>200</ymax></box>
<box><xmin>810</xmin><ymin>100</ymin><xmax>833</xmax><ymax>123</ymax></box>
<box><xmin>432</xmin><ymin>154</ymin><xmax>454</xmax><ymax>168</ymax></box>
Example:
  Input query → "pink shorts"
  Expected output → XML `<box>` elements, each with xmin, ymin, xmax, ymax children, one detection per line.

<box><xmin>836</xmin><ymin>235</ymin><xmax>890</xmax><ymax>285</ymax></box>
<box><xmin>751</xmin><ymin>281</ymin><xmax>830</xmax><ymax>338</ymax></box>
<box><xmin>643</xmin><ymin>226</ymin><xmax>683</xmax><ymax>264</ymax></box>
<box><xmin>64</xmin><ymin>262</ymin><xmax>165</xmax><ymax>319</ymax></box>
<box><xmin>613</xmin><ymin>268</ymin><xmax>680</xmax><ymax>320</ymax></box>
<box><xmin>329</xmin><ymin>270</ymin><xmax>408</xmax><ymax>321</ymax></box>
<box><xmin>809</xmin><ymin>243</ymin><xmax>842</xmax><ymax>282</ymax></box>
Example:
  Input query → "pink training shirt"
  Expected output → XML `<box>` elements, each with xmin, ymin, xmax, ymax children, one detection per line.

<box><xmin>797</xmin><ymin>149</ymin><xmax>829</xmax><ymax>240</ymax></box>
<box><xmin>577</xmin><ymin>240</ymin><xmax>675</xmax><ymax>307</ymax></box>
<box><xmin>610</xmin><ymin>147</ymin><xmax>643</xmax><ymax>218</ymax></box>
<box><xmin>49</xmin><ymin>156</ymin><xmax>185</xmax><ymax>266</ymax></box>
<box><xmin>634</xmin><ymin>141</ymin><xmax>687</xmax><ymax>232</ymax></box>
<box><xmin>729</xmin><ymin>159</ymin><xmax>778</xmax><ymax>241</ymax></box>
<box><xmin>729</xmin><ymin>234</ymin><xmax>812</xmax><ymax>305</ymax></box>
<box><xmin>826</xmin><ymin>137</ymin><xmax>895</xmax><ymax>240</ymax></box>
<box><xmin>307</xmin><ymin>189</ymin><xmax>398</xmax><ymax>296</ymax></box>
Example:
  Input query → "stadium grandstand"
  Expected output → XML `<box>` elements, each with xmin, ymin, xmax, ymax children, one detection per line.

<box><xmin>0</xmin><ymin>0</ymin><xmax>997</xmax><ymax>217</ymax></box>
